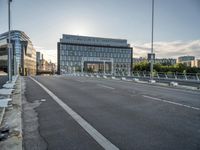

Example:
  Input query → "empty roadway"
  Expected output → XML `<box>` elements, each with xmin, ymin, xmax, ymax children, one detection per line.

<box><xmin>23</xmin><ymin>76</ymin><xmax>200</xmax><ymax>150</ymax></box>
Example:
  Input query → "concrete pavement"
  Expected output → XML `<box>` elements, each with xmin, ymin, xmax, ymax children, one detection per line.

<box><xmin>23</xmin><ymin>76</ymin><xmax>200</xmax><ymax>150</ymax></box>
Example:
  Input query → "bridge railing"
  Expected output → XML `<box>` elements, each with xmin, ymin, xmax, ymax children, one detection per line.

<box><xmin>62</xmin><ymin>71</ymin><xmax>200</xmax><ymax>82</ymax></box>
<box><xmin>132</xmin><ymin>71</ymin><xmax>200</xmax><ymax>81</ymax></box>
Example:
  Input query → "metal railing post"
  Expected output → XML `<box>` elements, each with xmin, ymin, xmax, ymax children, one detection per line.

<box><xmin>165</xmin><ymin>73</ymin><xmax>168</xmax><ymax>79</ymax></box>
<box><xmin>196</xmin><ymin>73</ymin><xmax>199</xmax><ymax>81</ymax></box>
<box><xmin>174</xmin><ymin>73</ymin><xmax>177</xmax><ymax>79</ymax></box>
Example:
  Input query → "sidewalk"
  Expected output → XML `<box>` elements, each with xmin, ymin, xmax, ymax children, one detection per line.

<box><xmin>0</xmin><ymin>76</ymin><xmax>22</xmax><ymax>150</ymax></box>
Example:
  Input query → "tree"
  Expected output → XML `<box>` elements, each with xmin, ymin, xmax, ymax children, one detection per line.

<box><xmin>134</xmin><ymin>61</ymin><xmax>149</xmax><ymax>71</ymax></box>
<box><xmin>133</xmin><ymin>61</ymin><xmax>200</xmax><ymax>73</ymax></box>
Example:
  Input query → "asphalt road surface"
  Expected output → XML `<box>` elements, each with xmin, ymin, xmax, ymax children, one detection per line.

<box><xmin>23</xmin><ymin>76</ymin><xmax>200</xmax><ymax>150</ymax></box>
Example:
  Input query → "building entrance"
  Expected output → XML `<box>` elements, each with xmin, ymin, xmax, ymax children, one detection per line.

<box><xmin>84</xmin><ymin>61</ymin><xmax>111</xmax><ymax>73</ymax></box>
<box><xmin>81</xmin><ymin>57</ymin><xmax>114</xmax><ymax>74</ymax></box>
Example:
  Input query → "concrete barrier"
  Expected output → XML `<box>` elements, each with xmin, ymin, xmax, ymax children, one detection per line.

<box><xmin>169</xmin><ymin>82</ymin><xmax>178</xmax><ymax>87</ymax></box>
<box><xmin>0</xmin><ymin>89</ymin><xmax>13</xmax><ymax>96</ymax></box>
<box><xmin>103</xmin><ymin>75</ymin><xmax>107</xmax><ymax>79</ymax></box>
<box><xmin>0</xmin><ymin>98</ymin><xmax>12</xmax><ymax>107</ymax></box>
<box><xmin>133</xmin><ymin>78</ymin><xmax>139</xmax><ymax>82</ymax></box>
<box><xmin>3</xmin><ymin>83</ymin><xmax>15</xmax><ymax>89</ymax></box>
<box><xmin>111</xmin><ymin>76</ymin><xmax>116</xmax><ymax>79</ymax></box>
<box><xmin>96</xmin><ymin>75</ymin><xmax>100</xmax><ymax>78</ymax></box>
<box><xmin>148</xmin><ymin>80</ymin><xmax>156</xmax><ymax>84</ymax></box>
<box><xmin>121</xmin><ymin>77</ymin><xmax>126</xmax><ymax>80</ymax></box>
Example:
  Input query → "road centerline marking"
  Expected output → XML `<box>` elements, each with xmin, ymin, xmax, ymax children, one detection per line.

<box><xmin>97</xmin><ymin>84</ymin><xmax>115</xmax><ymax>90</ymax></box>
<box><xmin>29</xmin><ymin>77</ymin><xmax>119</xmax><ymax>150</ymax></box>
<box><xmin>73</xmin><ymin>79</ymin><xmax>85</xmax><ymax>83</ymax></box>
<box><xmin>143</xmin><ymin>95</ymin><xmax>200</xmax><ymax>111</ymax></box>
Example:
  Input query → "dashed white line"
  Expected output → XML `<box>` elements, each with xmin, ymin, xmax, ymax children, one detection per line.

<box><xmin>74</xmin><ymin>79</ymin><xmax>85</xmax><ymax>83</ymax></box>
<box><xmin>97</xmin><ymin>84</ymin><xmax>115</xmax><ymax>90</ymax></box>
<box><xmin>143</xmin><ymin>95</ymin><xmax>200</xmax><ymax>111</ymax></box>
<box><xmin>30</xmin><ymin>77</ymin><xmax>119</xmax><ymax>150</ymax></box>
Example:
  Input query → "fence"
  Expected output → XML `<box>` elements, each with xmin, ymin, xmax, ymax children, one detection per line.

<box><xmin>132</xmin><ymin>71</ymin><xmax>200</xmax><ymax>81</ymax></box>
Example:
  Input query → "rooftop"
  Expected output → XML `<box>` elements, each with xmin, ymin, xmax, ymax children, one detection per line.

<box><xmin>60</xmin><ymin>34</ymin><xmax>129</xmax><ymax>47</ymax></box>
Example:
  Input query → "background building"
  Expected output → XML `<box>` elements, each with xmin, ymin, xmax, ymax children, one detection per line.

<box><xmin>36</xmin><ymin>51</ymin><xmax>43</xmax><ymax>66</ymax></box>
<box><xmin>147</xmin><ymin>53</ymin><xmax>155</xmax><ymax>62</ymax></box>
<box><xmin>191</xmin><ymin>59</ymin><xmax>200</xmax><ymax>68</ymax></box>
<box><xmin>177</xmin><ymin>56</ymin><xmax>195</xmax><ymax>67</ymax></box>
<box><xmin>58</xmin><ymin>34</ymin><xmax>133</xmax><ymax>75</ymax></box>
<box><xmin>133</xmin><ymin>57</ymin><xmax>147</xmax><ymax>64</ymax></box>
<box><xmin>36</xmin><ymin>51</ymin><xmax>56</xmax><ymax>74</ymax></box>
<box><xmin>146</xmin><ymin>53</ymin><xmax>176</xmax><ymax>65</ymax></box>
<box><xmin>0</xmin><ymin>30</ymin><xmax>36</xmax><ymax>76</ymax></box>
<box><xmin>155</xmin><ymin>58</ymin><xmax>176</xmax><ymax>65</ymax></box>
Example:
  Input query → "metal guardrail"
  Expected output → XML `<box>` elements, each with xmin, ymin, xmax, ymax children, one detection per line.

<box><xmin>62</xmin><ymin>72</ymin><xmax>200</xmax><ymax>90</ymax></box>
<box><xmin>132</xmin><ymin>72</ymin><xmax>200</xmax><ymax>81</ymax></box>
<box><xmin>63</xmin><ymin>71</ymin><xmax>200</xmax><ymax>81</ymax></box>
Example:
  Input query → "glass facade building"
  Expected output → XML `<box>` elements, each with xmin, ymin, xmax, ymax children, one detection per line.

<box><xmin>58</xmin><ymin>34</ymin><xmax>133</xmax><ymax>75</ymax></box>
<box><xmin>0</xmin><ymin>30</ymin><xmax>36</xmax><ymax>76</ymax></box>
<box><xmin>177</xmin><ymin>56</ymin><xmax>195</xmax><ymax>63</ymax></box>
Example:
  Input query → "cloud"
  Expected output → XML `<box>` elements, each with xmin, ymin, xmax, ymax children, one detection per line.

<box><xmin>133</xmin><ymin>40</ymin><xmax>200</xmax><ymax>59</ymax></box>
<box><xmin>34</xmin><ymin>46</ymin><xmax>57</xmax><ymax>64</ymax></box>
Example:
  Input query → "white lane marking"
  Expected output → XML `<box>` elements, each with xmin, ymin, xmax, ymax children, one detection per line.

<box><xmin>73</xmin><ymin>79</ymin><xmax>85</xmax><ymax>83</ymax></box>
<box><xmin>29</xmin><ymin>77</ymin><xmax>119</xmax><ymax>150</ymax></box>
<box><xmin>143</xmin><ymin>95</ymin><xmax>200</xmax><ymax>111</ymax></box>
<box><xmin>105</xmin><ymin>78</ymin><xmax>200</xmax><ymax>95</ymax></box>
<box><xmin>97</xmin><ymin>84</ymin><xmax>115</xmax><ymax>90</ymax></box>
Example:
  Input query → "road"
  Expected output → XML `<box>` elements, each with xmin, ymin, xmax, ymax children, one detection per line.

<box><xmin>23</xmin><ymin>76</ymin><xmax>200</xmax><ymax>150</ymax></box>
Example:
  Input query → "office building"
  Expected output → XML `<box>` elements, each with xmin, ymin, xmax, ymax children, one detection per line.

<box><xmin>133</xmin><ymin>57</ymin><xmax>147</xmax><ymax>64</ymax></box>
<box><xmin>146</xmin><ymin>53</ymin><xmax>176</xmax><ymax>65</ymax></box>
<box><xmin>57</xmin><ymin>34</ymin><xmax>133</xmax><ymax>75</ymax></box>
<box><xmin>191</xmin><ymin>59</ymin><xmax>200</xmax><ymax>68</ymax></box>
<box><xmin>177</xmin><ymin>56</ymin><xmax>195</xmax><ymax>67</ymax></box>
<box><xmin>134</xmin><ymin>56</ymin><xmax>176</xmax><ymax>67</ymax></box>
<box><xmin>36</xmin><ymin>52</ymin><xmax>43</xmax><ymax>64</ymax></box>
<box><xmin>147</xmin><ymin>53</ymin><xmax>155</xmax><ymax>62</ymax></box>
<box><xmin>155</xmin><ymin>58</ymin><xmax>176</xmax><ymax>65</ymax></box>
<box><xmin>0</xmin><ymin>30</ymin><xmax>36</xmax><ymax>75</ymax></box>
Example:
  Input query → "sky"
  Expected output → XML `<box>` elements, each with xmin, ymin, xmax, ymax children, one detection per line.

<box><xmin>0</xmin><ymin>0</ymin><xmax>200</xmax><ymax>63</ymax></box>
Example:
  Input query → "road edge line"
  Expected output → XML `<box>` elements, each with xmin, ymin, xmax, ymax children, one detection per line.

<box><xmin>29</xmin><ymin>77</ymin><xmax>119</xmax><ymax>150</ymax></box>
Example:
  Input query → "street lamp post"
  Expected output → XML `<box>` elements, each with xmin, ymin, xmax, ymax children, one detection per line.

<box><xmin>150</xmin><ymin>0</ymin><xmax>154</xmax><ymax>79</ymax></box>
<box><xmin>8</xmin><ymin>0</ymin><xmax>12</xmax><ymax>82</ymax></box>
<box><xmin>103</xmin><ymin>61</ymin><xmax>105</xmax><ymax>75</ymax></box>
